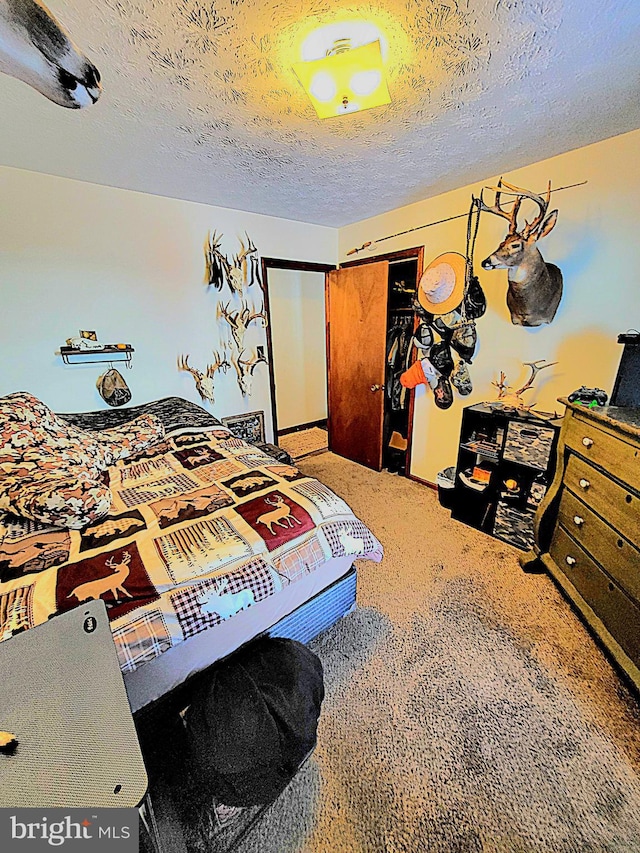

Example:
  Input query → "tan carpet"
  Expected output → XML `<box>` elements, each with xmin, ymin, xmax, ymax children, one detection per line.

<box><xmin>279</xmin><ymin>427</ymin><xmax>329</xmax><ymax>461</ymax></box>
<box><xmin>222</xmin><ymin>452</ymin><xmax>640</xmax><ymax>853</ymax></box>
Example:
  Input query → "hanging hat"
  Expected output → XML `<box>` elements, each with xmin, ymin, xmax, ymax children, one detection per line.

<box><xmin>429</xmin><ymin>340</ymin><xmax>454</xmax><ymax>376</ymax></box>
<box><xmin>418</xmin><ymin>253</ymin><xmax>466</xmax><ymax>316</ymax></box>
<box><xmin>451</xmin><ymin>360</ymin><xmax>473</xmax><ymax>396</ymax></box>
<box><xmin>400</xmin><ymin>359</ymin><xmax>427</xmax><ymax>389</ymax></box>
<box><xmin>412</xmin><ymin>322</ymin><xmax>434</xmax><ymax>351</ymax></box>
<box><xmin>97</xmin><ymin>368</ymin><xmax>131</xmax><ymax>407</ymax></box>
<box><xmin>433</xmin><ymin>375</ymin><xmax>454</xmax><ymax>410</ymax></box>
<box><xmin>451</xmin><ymin>321</ymin><xmax>477</xmax><ymax>363</ymax></box>
<box><xmin>464</xmin><ymin>274</ymin><xmax>487</xmax><ymax>319</ymax></box>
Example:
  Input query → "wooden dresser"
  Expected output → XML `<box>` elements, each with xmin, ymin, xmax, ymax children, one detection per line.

<box><xmin>523</xmin><ymin>399</ymin><xmax>640</xmax><ymax>690</ymax></box>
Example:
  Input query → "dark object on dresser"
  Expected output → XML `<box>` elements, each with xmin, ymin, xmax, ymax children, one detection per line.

<box><xmin>521</xmin><ymin>399</ymin><xmax>640</xmax><ymax>692</ymax></box>
<box><xmin>183</xmin><ymin>637</ymin><xmax>324</xmax><ymax>807</ymax></box>
<box><xmin>611</xmin><ymin>332</ymin><xmax>640</xmax><ymax>407</ymax></box>
<box><xmin>567</xmin><ymin>386</ymin><xmax>608</xmax><ymax>406</ymax></box>
<box><xmin>451</xmin><ymin>403</ymin><xmax>562</xmax><ymax>551</ymax></box>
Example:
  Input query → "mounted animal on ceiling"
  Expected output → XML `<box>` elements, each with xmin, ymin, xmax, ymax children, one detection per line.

<box><xmin>0</xmin><ymin>0</ymin><xmax>101</xmax><ymax>107</ymax></box>
<box><xmin>479</xmin><ymin>179</ymin><xmax>563</xmax><ymax>326</ymax></box>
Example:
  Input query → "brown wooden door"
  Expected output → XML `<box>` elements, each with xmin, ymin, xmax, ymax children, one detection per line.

<box><xmin>327</xmin><ymin>261</ymin><xmax>389</xmax><ymax>471</ymax></box>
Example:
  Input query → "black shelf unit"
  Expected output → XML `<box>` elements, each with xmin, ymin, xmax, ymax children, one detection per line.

<box><xmin>451</xmin><ymin>402</ymin><xmax>562</xmax><ymax>550</ymax></box>
<box><xmin>58</xmin><ymin>345</ymin><xmax>134</xmax><ymax>366</ymax></box>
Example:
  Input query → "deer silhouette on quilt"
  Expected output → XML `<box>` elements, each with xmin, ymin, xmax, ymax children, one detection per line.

<box><xmin>67</xmin><ymin>552</ymin><xmax>132</xmax><ymax>604</ymax></box>
<box><xmin>197</xmin><ymin>577</ymin><xmax>255</xmax><ymax>620</ymax></box>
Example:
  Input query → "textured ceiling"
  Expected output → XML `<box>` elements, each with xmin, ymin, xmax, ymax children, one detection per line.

<box><xmin>0</xmin><ymin>0</ymin><xmax>639</xmax><ymax>226</ymax></box>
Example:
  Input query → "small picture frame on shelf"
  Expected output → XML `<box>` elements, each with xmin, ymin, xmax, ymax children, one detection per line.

<box><xmin>80</xmin><ymin>330</ymin><xmax>98</xmax><ymax>341</ymax></box>
<box><xmin>222</xmin><ymin>411</ymin><xmax>265</xmax><ymax>444</ymax></box>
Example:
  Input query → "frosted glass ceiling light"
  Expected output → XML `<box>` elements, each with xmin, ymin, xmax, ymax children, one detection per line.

<box><xmin>293</xmin><ymin>38</ymin><xmax>391</xmax><ymax>119</ymax></box>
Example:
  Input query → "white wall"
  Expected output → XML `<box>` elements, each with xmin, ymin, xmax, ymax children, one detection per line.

<box><xmin>338</xmin><ymin>129</ymin><xmax>640</xmax><ymax>483</ymax></box>
<box><xmin>0</xmin><ymin>166</ymin><xmax>337</xmax><ymax>441</ymax></box>
<box><xmin>268</xmin><ymin>268</ymin><xmax>328</xmax><ymax>431</ymax></box>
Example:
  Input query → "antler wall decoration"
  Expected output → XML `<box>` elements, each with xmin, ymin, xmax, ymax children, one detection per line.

<box><xmin>177</xmin><ymin>352</ymin><xmax>230</xmax><ymax>405</ymax></box>
<box><xmin>193</xmin><ymin>230</ymin><xmax>269</xmax><ymax>400</ymax></box>
<box><xmin>205</xmin><ymin>231</ymin><xmax>261</xmax><ymax>293</ymax></box>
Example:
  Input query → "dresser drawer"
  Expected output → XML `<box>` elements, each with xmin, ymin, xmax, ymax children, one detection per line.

<box><xmin>565</xmin><ymin>454</ymin><xmax>640</xmax><ymax>544</ymax></box>
<box><xmin>565</xmin><ymin>413</ymin><xmax>640</xmax><ymax>492</ymax></box>
<box><xmin>550</xmin><ymin>526</ymin><xmax>640</xmax><ymax>665</ymax></box>
<box><xmin>558</xmin><ymin>489</ymin><xmax>640</xmax><ymax>605</ymax></box>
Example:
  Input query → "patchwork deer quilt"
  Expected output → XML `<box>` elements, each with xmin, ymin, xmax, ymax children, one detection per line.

<box><xmin>0</xmin><ymin>409</ymin><xmax>382</xmax><ymax>677</ymax></box>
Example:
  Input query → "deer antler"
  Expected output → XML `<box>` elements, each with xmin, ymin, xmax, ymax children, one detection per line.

<box><xmin>209</xmin><ymin>350</ymin><xmax>230</xmax><ymax>375</ymax></box>
<box><xmin>177</xmin><ymin>354</ymin><xmax>201</xmax><ymax>379</ymax></box>
<box><xmin>206</xmin><ymin>230</ymin><xmax>232</xmax><ymax>290</ymax></box>
<box><xmin>478</xmin><ymin>179</ymin><xmax>522</xmax><ymax>235</ymax></box>
<box><xmin>238</xmin><ymin>348</ymin><xmax>268</xmax><ymax>374</ymax></box>
<box><xmin>492</xmin><ymin>371</ymin><xmax>509</xmax><ymax>397</ymax></box>
<box><xmin>514</xmin><ymin>360</ymin><xmax>557</xmax><ymax>396</ymax></box>
<box><xmin>485</xmin><ymin>180</ymin><xmax>552</xmax><ymax>240</ymax></box>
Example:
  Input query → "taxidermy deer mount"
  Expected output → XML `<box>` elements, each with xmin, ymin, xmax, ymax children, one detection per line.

<box><xmin>491</xmin><ymin>360</ymin><xmax>557</xmax><ymax>411</ymax></box>
<box><xmin>0</xmin><ymin>0</ymin><xmax>101</xmax><ymax>107</ymax></box>
<box><xmin>479</xmin><ymin>179</ymin><xmax>562</xmax><ymax>327</ymax></box>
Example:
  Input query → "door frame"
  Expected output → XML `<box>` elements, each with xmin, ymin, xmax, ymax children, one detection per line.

<box><xmin>260</xmin><ymin>258</ymin><xmax>335</xmax><ymax>443</ymax></box>
<box><xmin>339</xmin><ymin>246</ymin><xmax>424</xmax><ymax>479</ymax></box>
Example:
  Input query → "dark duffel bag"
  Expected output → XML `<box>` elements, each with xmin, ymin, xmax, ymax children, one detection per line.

<box><xmin>183</xmin><ymin>636</ymin><xmax>324</xmax><ymax>807</ymax></box>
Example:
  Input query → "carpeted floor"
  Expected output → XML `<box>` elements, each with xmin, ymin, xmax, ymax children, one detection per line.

<box><xmin>227</xmin><ymin>452</ymin><xmax>640</xmax><ymax>853</ymax></box>
<box><xmin>279</xmin><ymin>427</ymin><xmax>329</xmax><ymax>461</ymax></box>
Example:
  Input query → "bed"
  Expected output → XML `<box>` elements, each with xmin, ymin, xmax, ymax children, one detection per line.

<box><xmin>0</xmin><ymin>395</ymin><xmax>383</xmax><ymax>714</ymax></box>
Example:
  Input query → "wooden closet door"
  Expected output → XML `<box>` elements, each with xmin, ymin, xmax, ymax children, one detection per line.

<box><xmin>327</xmin><ymin>261</ymin><xmax>389</xmax><ymax>471</ymax></box>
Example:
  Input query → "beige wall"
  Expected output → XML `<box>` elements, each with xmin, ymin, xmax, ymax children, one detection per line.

<box><xmin>339</xmin><ymin>129</ymin><xmax>640</xmax><ymax>483</ymax></box>
<box><xmin>0</xmin><ymin>166</ymin><xmax>337</xmax><ymax>441</ymax></box>
<box><xmin>268</xmin><ymin>268</ymin><xmax>328</xmax><ymax>431</ymax></box>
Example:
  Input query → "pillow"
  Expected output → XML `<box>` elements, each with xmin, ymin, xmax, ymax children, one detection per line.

<box><xmin>0</xmin><ymin>391</ymin><xmax>108</xmax><ymax>477</ymax></box>
<box><xmin>2</xmin><ymin>470</ymin><xmax>112</xmax><ymax>530</ymax></box>
<box><xmin>90</xmin><ymin>414</ymin><xmax>166</xmax><ymax>466</ymax></box>
<box><xmin>0</xmin><ymin>394</ymin><xmax>163</xmax><ymax>529</ymax></box>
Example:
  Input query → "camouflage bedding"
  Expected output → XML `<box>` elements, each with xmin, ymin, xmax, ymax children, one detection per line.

<box><xmin>0</xmin><ymin>420</ymin><xmax>383</xmax><ymax>676</ymax></box>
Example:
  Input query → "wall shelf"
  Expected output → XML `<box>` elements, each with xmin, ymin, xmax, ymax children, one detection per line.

<box><xmin>57</xmin><ymin>345</ymin><xmax>134</xmax><ymax>367</ymax></box>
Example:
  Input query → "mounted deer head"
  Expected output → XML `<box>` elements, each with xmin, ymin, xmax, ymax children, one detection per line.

<box><xmin>0</xmin><ymin>0</ymin><xmax>101</xmax><ymax>107</ymax></box>
<box><xmin>479</xmin><ymin>179</ymin><xmax>563</xmax><ymax>327</ymax></box>
<box><xmin>231</xmin><ymin>348</ymin><xmax>268</xmax><ymax>397</ymax></box>
<box><xmin>177</xmin><ymin>351</ymin><xmax>229</xmax><ymax>405</ymax></box>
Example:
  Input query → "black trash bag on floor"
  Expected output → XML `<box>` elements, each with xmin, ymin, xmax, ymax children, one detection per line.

<box><xmin>183</xmin><ymin>636</ymin><xmax>324</xmax><ymax>807</ymax></box>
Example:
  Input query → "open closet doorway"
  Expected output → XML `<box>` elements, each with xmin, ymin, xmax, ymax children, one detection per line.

<box><xmin>261</xmin><ymin>259</ymin><xmax>335</xmax><ymax>447</ymax></box>
<box><xmin>327</xmin><ymin>247</ymin><xmax>423</xmax><ymax>475</ymax></box>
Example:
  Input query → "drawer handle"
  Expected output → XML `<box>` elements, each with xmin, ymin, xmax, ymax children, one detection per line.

<box><xmin>579</xmin><ymin>478</ymin><xmax>590</xmax><ymax>490</ymax></box>
<box><xmin>573</xmin><ymin>515</ymin><xmax>585</xmax><ymax>527</ymax></box>
<box><xmin>582</xmin><ymin>437</ymin><xmax>594</xmax><ymax>448</ymax></box>
<box><xmin>565</xmin><ymin>556</ymin><xmax>576</xmax><ymax>567</ymax></box>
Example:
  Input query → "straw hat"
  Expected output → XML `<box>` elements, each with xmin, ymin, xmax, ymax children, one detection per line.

<box><xmin>417</xmin><ymin>253</ymin><xmax>466</xmax><ymax>316</ymax></box>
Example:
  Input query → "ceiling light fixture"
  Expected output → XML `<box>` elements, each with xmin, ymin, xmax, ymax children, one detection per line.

<box><xmin>293</xmin><ymin>38</ymin><xmax>391</xmax><ymax>119</ymax></box>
